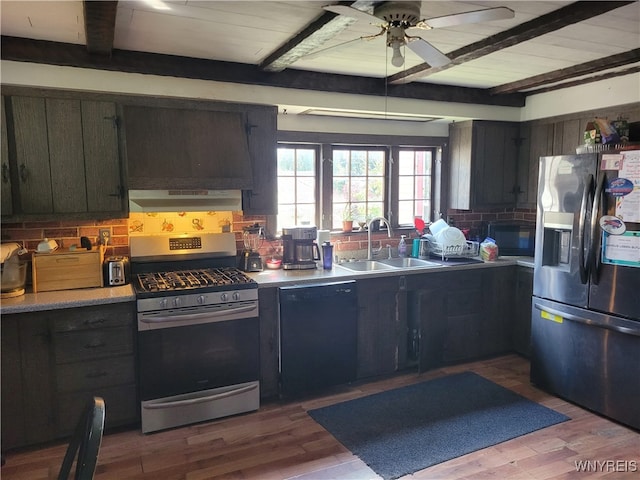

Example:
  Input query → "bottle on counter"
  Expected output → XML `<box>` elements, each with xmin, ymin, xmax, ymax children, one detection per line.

<box><xmin>398</xmin><ymin>235</ymin><xmax>407</xmax><ymax>257</ymax></box>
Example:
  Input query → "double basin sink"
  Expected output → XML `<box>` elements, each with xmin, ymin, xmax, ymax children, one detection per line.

<box><xmin>336</xmin><ymin>257</ymin><xmax>442</xmax><ymax>272</ymax></box>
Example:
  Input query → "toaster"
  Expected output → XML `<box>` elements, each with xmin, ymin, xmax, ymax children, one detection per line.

<box><xmin>103</xmin><ymin>256</ymin><xmax>130</xmax><ymax>286</ymax></box>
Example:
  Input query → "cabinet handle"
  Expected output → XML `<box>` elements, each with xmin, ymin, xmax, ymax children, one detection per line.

<box><xmin>85</xmin><ymin>371</ymin><xmax>109</xmax><ymax>379</ymax></box>
<box><xmin>19</xmin><ymin>164</ymin><xmax>28</xmax><ymax>182</ymax></box>
<box><xmin>103</xmin><ymin>115</ymin><xmax>120</xmax><ymax>128</ymax></box>
<box><xmin>84</xmin><ymin>341</ymin><xmax>106</xmax><ymax>349</ymax></box>
<box><xmin>2</xmin><ymin>163</ymin><xmax>9</xmax><ymax>183</ymax></box>
<box><xmin>108</xmin><ymin>185</ymin><xmax>124</xmax><ymax>198</ymax></box>
<box><xmin>83</xmin><ymin>318</ymin><xmax>106</xmax><ymax>326</ymax></box>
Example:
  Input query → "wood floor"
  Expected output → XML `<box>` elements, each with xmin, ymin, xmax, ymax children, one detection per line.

<box><xmin>2</xmin><ymin>354</ymin><xmax>639</xmax><ymax>480</ymax></box>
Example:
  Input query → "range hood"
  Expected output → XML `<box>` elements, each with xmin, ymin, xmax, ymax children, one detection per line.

<box><xmin>128</xmin><ymin>189</ymin><xmax>242</xmax><ymax>213</ymax></box>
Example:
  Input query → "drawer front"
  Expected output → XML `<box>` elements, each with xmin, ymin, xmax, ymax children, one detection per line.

<box><xmin>56</xmin><ymin>355</ymin><xmax>135</xmax><ymax>393</ymax></box>
<box><xmin>51</xmin><ymin>303</ymin><xmax>135</xmax><ymax>333</ymax></box>
<box><xmin>54</xmin><ymin>326</ymin><xmax>134</xmax><ymax>363</ymax></box>
<box><xmin>57</xmin><ymin>384</ymin><xmax>138</xmax><ymax>435</ymax></box>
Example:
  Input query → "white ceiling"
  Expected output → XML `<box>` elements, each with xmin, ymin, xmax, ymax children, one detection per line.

<box><xmin>1</xmin><ymin>1</ymin><xmax>639</xmax><ymax>123</ymax></box>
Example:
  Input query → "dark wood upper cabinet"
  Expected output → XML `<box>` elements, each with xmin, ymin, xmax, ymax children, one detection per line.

<box><xmin>2</xmin><ymin>93</ymin><xmax>125</xmax><ymax>220</ymax></box>
<box><xmin>449</xmin><ymin>120</ymin><xmax>520</xmax><ymax>210</ymax></box>
<box><xmin>1</xmin><ymin>96</ymin><xmax>12</xmax><ymax>216</ymax></box>
<box><xmin>123</xmin><ymin>105</ymin><xmax>253</xmax><ymax>190</ymax></box>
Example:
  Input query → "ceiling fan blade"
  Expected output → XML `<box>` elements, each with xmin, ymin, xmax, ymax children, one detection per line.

<box><xmin>323</xmin><ymin>4</ymin><xmax>384</xmax><ymax>29</ymax></box>
<box><xmin>416</xmin><ymin>7</ymin><xmax>514</xmax><ymax>29</ymax></box>
<box><xmin>406</xmin><ymin>38</ymin><xmax>451</xmax><ymax>67</ymax></box>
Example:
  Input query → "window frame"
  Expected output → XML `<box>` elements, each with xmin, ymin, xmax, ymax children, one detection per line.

<box><xmin>272</xmin><ymin>131</ymin><xmax>447</xmax><ymax>234</ymax></box>
<box><xmin>275</xmin><ymin>143</ymin><xmax>322</xmax><ymax>231</ymax></box>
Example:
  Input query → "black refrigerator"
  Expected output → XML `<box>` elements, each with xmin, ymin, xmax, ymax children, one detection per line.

<box><xmin>531</xmin><ymin>150</ymin><xmax>640</xmax><ymax>430</ymax></box>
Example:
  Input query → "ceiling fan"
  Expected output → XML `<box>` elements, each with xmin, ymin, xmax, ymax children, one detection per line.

<box><xmin>319</xmin><ymin>1</ymin><xmax>515</xmax><ymax>68</ymax></box>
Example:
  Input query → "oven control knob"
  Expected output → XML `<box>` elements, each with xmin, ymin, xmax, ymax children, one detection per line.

<box><xmin>232</xmin><ymin>292</ymin><xmax>240</xmax><ymax>301</ymax></box>
<box><xmin>173</xmin><ymin>297</ymin><xmax>182</xmax><ymax>307</ymax></box>
<box><xmin>197</xmin><ymin>295</ymin><xmax>206</xmax><ymax>305</ymax></box>
<box><xmin>220</xmin><ymin>293</ymin><xmax>229</xmax><ymax>302</ymax></box>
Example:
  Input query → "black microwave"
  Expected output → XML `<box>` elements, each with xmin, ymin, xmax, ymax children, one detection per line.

<box><xmin>486</xmin><ymin>223</ymin><xmax>535</xmax><ymax>257</ymax></box>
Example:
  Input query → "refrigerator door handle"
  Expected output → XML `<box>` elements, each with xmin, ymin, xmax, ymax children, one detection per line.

<box><xmin>578</xmin><ymin>174</ymin><xmax>594</xmax><ymax>284</ymax></box>
<box><xmin>589</xmin><ymin>172</ymin><xmax>606</xmax><ymax>285</ymax></box>
<box><xmin>534</xmin><ymin>301</ymin><xmax>640</xmax><ymax>337</ymax></box>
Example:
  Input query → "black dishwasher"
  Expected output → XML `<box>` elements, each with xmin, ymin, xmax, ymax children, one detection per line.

<box><xmin>279</xmin><ymin>281</ymin><xmax>358</xmax><ymax>397</ymax></box>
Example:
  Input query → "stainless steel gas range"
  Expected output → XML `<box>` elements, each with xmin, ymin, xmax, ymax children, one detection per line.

<box><xmin>130</xmin><ymin>233</ymin><xmax>260</xmax><ymax>434</ymax></box>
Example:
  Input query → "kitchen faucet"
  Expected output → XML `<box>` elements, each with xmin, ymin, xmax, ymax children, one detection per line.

<box><xmin>367</xmin><ymin>216</ymin><xmax>392</xmax><ymax>260</ymax></box>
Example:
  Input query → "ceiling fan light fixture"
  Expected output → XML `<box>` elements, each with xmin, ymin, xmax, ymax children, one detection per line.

<box><xmin>391</xmin><ymin>42</ymin><xmax>404</xmax><ymax>67</ymax></box>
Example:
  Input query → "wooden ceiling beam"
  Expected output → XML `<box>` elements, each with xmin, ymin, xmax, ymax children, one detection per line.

<box><xmin>522</xmin><ymin>65</ymin><xmax>640</xmax><ymax>96</ymax></box>
<box><xmin>260</xmin><ymin>1</ymin><xmax>382</xmax><ymax>72</ymax></box>
<box><xmin>490</xmin><ymin>49</ymin><xmax>640</xmax><ymax>95</ymax></box>
<box><xmin>0</xmin><ymin>36</ymin><xmax>525</xmax><ymax>107</ymax></box>
<box><xmin>387</xmin><ymin>1</ymin><xmax>636</xmax><ymax>85</ymax></box>
<box><xmin>83</xmin><ymin>0</ymin><xmax>118</xmax><ymax>56</ymax></box>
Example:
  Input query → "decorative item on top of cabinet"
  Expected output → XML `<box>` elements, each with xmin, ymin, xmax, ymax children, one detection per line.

<box><xmin>448</xmin><ymin>120</ymin><xmax>521</xmax><ymax>209</ymax></box>
<box><xmin>2</xmin><ymin>94</ymin><xmax>125</xmax><ymax>219</ymax></box>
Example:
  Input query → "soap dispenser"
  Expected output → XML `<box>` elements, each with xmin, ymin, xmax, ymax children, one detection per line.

<box><xmin>398</xmin><ymin>235</ymin><xmax>407</xmax><ymax>257</ymax></box>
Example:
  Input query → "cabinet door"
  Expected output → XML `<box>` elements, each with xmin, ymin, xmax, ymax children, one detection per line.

<box><xmin>1</xmin><ymin>316</ymin><xmax>25</xmax><ymax>449</ymax></box>
<box><xmin>19</xmin><ymin>314</ymin><xmax>56</xmax><ymax>445</ymax></box>
<box><xmin>448</xmin><ymin>121</ymin><xmax>473</xmax><ymax>210</ymax></box>
<box><xmin>9</xmin><ymin>96</ymin><xmax>53</xmax><ymax>213</ymax></box>
<box><xmin>356</xmin><ymin>276</ymin><xmax>401</xmax><ymax>378</ymax></box>
<box><xmin>258</xmin><ymin>287</ymin><xmax>279</xmax><ymax>399</ymax></box>
<box><xmin>479</xmin><ymin>266</ymin><xmax>515</xmax><ymax>356</ymax></box>
<box><xmin>473</xmin><ymin>121</ymin><xmax>519</xmax><ymax>207</ymax></box>
<box><xmin>1</xmin><ymin>96</ymin><xmax>13</xmax><ymax>216</ymax></box>
<box><xmin>513</xmin><ymin>266</ymin><xmax>534</xmax><ymax>356</ymax></box>
<box><xmin>242</xmin><ymin>105</ymin><xmax>277</xmax><ymax>215</ymax></box>
<box><xmin>46</xmin><ymin>98</ymin><xmax>87</xmax><ymax>212</ymax></box>
<box><xmin>82</xmin><ymin>101</ymin><xmax>124</xmax><ymax>212</ymax></box>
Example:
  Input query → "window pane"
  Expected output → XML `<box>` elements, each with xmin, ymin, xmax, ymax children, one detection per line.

<box><xmin>277</xmin><ymin>146</ymin><xmax>317</xmax><ymax>232</ymax></box>
<box><xmin>278</xmin><ymin>149</ymin><xmax>295</xmax><ymax>175</ymax></box>
<box><xmin>296</xmin><ymin>177</ymin><xmax>315</xmax><ymax>203</ymax></box>
<box><xmin>297</xmin><ymin>149</ymin><xmax>315</xmax><ymax>176</ymax></box>
<box><xmin>333</xmin><ymin>177</ymin><xmax>349</xmax><ymax>202</ymax></box>
<box><xmin>332</xmin><ymin>147</ymin><xmax>386</xmax><ymax>229</ymax></box>
<box><xmin>333</xmin><ymin>150</ymin><xmax>349</xmax><ymax>175</ymax></box>
<box><xmin>278</xmin><ymin>177</ymin><xmax>295</xmax><ymax>203</ymax></box>
<box><xmin>398</xmin><ymin>176</ymin><xmax>413</xmax><ymax>200</ymax></box>
<box><xmin>368</xmin><ymin>177</ymin><xmax>384</xmax><ymax>202</ymax></box>
<box><xmin>398</xmin><ymin>149</ymin><xmax>434</xmax><ymax>225</ymax></box>
<box><xmin>398</xmin><ymin>152</ymin><xmax>414</xmax><ymax>175</ymax></box>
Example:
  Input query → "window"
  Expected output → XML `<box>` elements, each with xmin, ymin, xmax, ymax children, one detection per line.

<box><xmin>276</xmin><ymin>145</ymin><xmax>318</xmax><ymax>231</ymax></box>
<box><xmin>398</xmin><ymin>148</ymin><xmax>434</xmax><ymax>225</ymax></box>
<box><xmin>332</xmin><ymin>147</ymin><xmax>386</xmax><ymax>230</ymax></box>
<box><xmin>275</xmin><ymin>138</ymin><xmax>439</xmax><ymax>233</ymax></box>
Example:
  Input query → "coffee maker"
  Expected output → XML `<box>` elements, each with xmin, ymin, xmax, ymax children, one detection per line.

<box><xmin>282</xmin><ymin>226</ymin><xmax>320</xmax><ymax>270</ymax></box>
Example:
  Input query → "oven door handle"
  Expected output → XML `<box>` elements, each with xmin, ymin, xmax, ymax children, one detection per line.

<box><xmin>140</xmin><ymin>303</ymin><xmax>257</xmax><ymax>324</ymax></box>
<box><xmin>143</xmin><ymin>383</ymin><xmax>258</xmax><ymax>409</ymax></box>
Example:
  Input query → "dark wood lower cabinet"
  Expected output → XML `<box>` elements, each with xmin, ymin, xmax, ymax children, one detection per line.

<box><xmin>407</xmin><ymin>266</ymin><xmax>516</xmax><ymax>372</ymax></box>
<box><xmin>0</xmin><ymin>302</ymin><xmax>138</xmax><ymax>451</ymax></box>
<box><xmin>513</xmin><ymin>266</ymin><xmax>534</xmax><ymax>357</ymax></box>
<box><xmin>258</xmin><ymin>287</ymin><xmax>280</xmax><ymax>399</ymax></box>
<box><xmin>356</xmin><ymin>276</ymin><xmax>404</xmax><ymax>379</ymax></box>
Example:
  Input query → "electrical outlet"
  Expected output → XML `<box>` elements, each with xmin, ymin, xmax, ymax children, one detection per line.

<box><xmin>99</xmin><ymin>228</ymin><xmax>111</xmax><ymax>246</ymax></box>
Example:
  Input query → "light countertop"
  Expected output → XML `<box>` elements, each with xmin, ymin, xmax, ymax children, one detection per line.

<box><xmin>1</xmin><ymin>257</ymin><xmax>533</xmax><ymax>314</ymax></box>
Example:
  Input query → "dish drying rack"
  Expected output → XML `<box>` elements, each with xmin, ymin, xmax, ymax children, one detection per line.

<box><xmin>428</xmin><ymin>239</ymin><xmax>479</xmax><ymax>260</ymax></box>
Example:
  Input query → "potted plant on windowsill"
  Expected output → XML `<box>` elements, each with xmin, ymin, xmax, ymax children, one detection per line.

<box><xmin>342</xmin><ymin>203</ymin><xmax>354</xmax><ymax>232</ymax></box>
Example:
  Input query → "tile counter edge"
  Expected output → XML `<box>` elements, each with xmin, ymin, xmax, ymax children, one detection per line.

<box><xmin>0</xmin><ymin>285</ymin><xmax>136</xmax><ymax>314</ymax></box>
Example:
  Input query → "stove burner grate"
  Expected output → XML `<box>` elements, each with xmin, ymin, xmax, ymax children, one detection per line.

<box><xmin>136</xmin><ymin>267</ymin><xmax>255</xmax><ymax>293</ymax></box>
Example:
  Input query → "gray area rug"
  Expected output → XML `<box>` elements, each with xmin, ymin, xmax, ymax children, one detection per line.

<box><xmin>308</xmin><ymin>371</ymin><xmax>569</xmax><ymax>480</ymax></box>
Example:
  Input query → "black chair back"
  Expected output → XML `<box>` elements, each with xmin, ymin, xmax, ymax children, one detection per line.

<box><xmin>58</xmin><ymin>396</ymin><xmax>105</xmax><ymax>480</ymax></box>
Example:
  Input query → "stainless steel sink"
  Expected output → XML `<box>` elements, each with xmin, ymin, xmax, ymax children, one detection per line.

<box><xmin>337</xmin><ymin>260</ymin><xmax>395</xmax><ymax>272</ymax></box>
<box><xmin>378</xmin><ymin>257</ymin><xmax>441</xmax><ymax>268</ymax></box>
